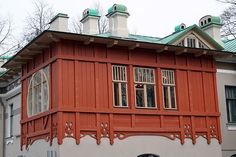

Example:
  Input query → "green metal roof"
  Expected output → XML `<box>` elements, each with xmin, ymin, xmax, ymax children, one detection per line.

<box><xmin>159</xmin><ymin>24</ymin><xmax>224</xmax><ymax>50</ymax></box>
<box><xmin>223</xmin><ymin>39</ymin><xmax>236</xmax><ymax>53</ymax></box>
<box><xmin>0</xmin><ymin>55</ymin><xmax>12</xmax><ymax>60</ymax></box>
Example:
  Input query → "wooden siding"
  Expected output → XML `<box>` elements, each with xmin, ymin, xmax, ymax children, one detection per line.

<box><xmin>20</xmin><ymin>40</ymin><xmax>221</xmax><ymax>149</ymax></box>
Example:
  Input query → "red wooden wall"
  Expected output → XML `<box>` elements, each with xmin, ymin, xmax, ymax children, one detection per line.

<box><xmin>20</xmin><ymin>40</ymin><xmax>221</xmax><ymax>149</ymax></box>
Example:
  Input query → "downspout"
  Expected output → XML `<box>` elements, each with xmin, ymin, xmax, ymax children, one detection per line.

<box><xmin>0</xmin><ymin>97</ymin><xmax>5</xmax><ymax>157</ymax></box>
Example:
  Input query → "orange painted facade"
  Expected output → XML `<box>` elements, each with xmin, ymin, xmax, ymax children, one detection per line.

<box><xmin>20</xmin><ymin>40</ymin><xmax>221</xmax><ymax>149</ymax></box>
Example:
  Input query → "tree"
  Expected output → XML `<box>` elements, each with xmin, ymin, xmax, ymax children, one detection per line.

<box><xmin>70</xmin><ymin>0</ymin><xmax>108</xmax><ymax>34</ymax></box>
<box><xmin>23</xmin><ymin>0</ymin><xmax>54</xmax><ymax>42</ymax></box>
<box><xmin>0</xmin><ymin>16</ymin><xmax>19</xmax><ymax>56</ymax></box>
<box><xmin>218</xmin><ymin>0</ymin><xmax>236</xmax><ymax>39</ymax></box>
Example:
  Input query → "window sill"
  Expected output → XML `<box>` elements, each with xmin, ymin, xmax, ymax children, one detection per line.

<box><xmin>135</xmin><ymin>106</ymin><xmax>157</xmax><ymax>109</ymax></box>
<box><xmin>226</xmin><ymin>123</ymin><xmax>236</xmax><ymax>131</ymax></box>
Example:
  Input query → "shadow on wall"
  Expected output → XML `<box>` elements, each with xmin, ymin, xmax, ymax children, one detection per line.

<box><xmin>138</xmin><ymin>154</ymin><xmax>160</xmax><ymax>157</ymax></box>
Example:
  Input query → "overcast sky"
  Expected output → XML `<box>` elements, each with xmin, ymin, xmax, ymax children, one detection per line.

<box><xmin>0</xmin><ymin>0</ymin><xmax>230</xmax><ymax>39</ymax></box>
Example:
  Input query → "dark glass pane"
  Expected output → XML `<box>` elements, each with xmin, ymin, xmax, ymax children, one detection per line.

<box><xmin>113</xmin><ymin>83</ymin><xmax>120</xmax><ymax>106</ymax></box>
<box><xmin>227</xmin><ymin>100</ymin><xmax>236</xmax><ymax>123</ymax></box>
<box><xmin>147</xmin><ymin>84</ymin><xmax>155</xmax><ymax>107</ymax></box>
<box><xmin>163</xmin><ymin>86</ymin><xmax>169</xmax><ymax>108</ymax></box>
<box><xmin>121</xmin><ymin>83</ymin><xmax>127</xmax><ymax>107</ymax></box>
<box><xmin>170</xmin><ymin>86</ymin><xmax>176</xmax><ymax>108</ymax></box>
<box><xmin>136</xmin><ymin>84</ymin><xmax>144</xmax><ymax>107</ymax></box>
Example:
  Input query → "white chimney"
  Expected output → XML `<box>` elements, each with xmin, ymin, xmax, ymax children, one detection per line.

<box><xmin>80</xmin><ymin>9</ymin><xmax>100</xmax><ymax>35</ymax></box>
<box><xmin>49</xmin><ymin>13</ymin><xmax>69</xmax><ymax>32</ymax></box>
<box><xmin>199</xmin><ymin>15</ymin><xmax>224</xmax><ymax>46</ymax></box>
<box><xmin>106</xmin><ymin>4</ymin><xmax>130</xmax><ymax>38</ymax></box>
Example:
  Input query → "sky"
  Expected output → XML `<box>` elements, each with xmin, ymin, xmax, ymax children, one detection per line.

<box><xmin>0</xmin><ymin>0</ymin><xmax>231</xmax><ymax>39</ymax></box>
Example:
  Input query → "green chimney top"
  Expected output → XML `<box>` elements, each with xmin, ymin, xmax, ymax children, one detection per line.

<box><xmin>107</xmin><ymin>4</ymin><xmax>129</xmax><ymax>16</ymax></box>
<box><xmin>174</xmin><ymin>23</ymin><xmax>186</xmax><ymax>32</ymax></box>
<box><xmin>80</xmin><ymin>8</ymin><xmax>100</xmax><ymax>22</ymax></box>
<box><xmin>199</xmin><ymin>15</ymin><xmax>222</xmax><ymax>28</ymax></box>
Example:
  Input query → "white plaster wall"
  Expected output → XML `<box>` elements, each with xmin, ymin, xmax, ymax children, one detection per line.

<box><xmin>59</xmin><ymin>136</ymin><xmax>222</xmax><ymax>157</ymax></box>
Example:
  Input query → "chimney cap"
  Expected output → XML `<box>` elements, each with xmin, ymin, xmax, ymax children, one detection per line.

<box><xmin>174</xmin><ymin>23</ymin><xmax>186</xmax><ymax>32</ymax></box>
<box><xmin>106</xmin><ymin>4</ymin><xmax>129</xmax><ymax>17</ymax></box>
<box><xmin>80</xmin><ymin>8</ymin><xmax>100</xmax><ymax>22</ymax></box>
<box><xmin>199</xmin><ymin>15</ymin><xmax>222</xmax><ymax>29</ymax></box>
<box><xmin>49</xmin><ymin>13</ymin><xmax>69</xmax><ymax>24</ymax></box>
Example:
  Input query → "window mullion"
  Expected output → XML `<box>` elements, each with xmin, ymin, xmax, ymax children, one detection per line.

<box><xmin>118</xmin><ymin>82</ymin><xmax>122</xmax><ymax>106</ymax></box>
<box><xmin>144</xmin><ymin>84</ymin><xmax>147</xmax><ymax>107</ymax></box>
<box><xmin>168</xmin><ymin>86</ymin><xmax>171</xmax><ymax>109</ymax></box>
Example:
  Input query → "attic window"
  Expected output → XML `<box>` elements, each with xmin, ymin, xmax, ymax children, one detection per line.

<box><xmin>208</xmin><ymin>18</ymin><xmax>211</xmax><ymax>23</ymax></box>
<box><xmin>201</xmin><ymin>21</ymin><xmax>203</xmax><ymax>26</ymax></box>
<box><xmin>187</xmin><ymin>38</ymin><xmax>196</xmax><ymax>48</ymax></box>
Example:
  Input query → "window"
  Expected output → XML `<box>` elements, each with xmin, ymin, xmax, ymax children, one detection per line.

<box><xmin>162</xmin><ymin>70</ymin><xmax>177</xmax><ymax>109</ymax></box>
<box><xmin>187</xmin><ymin>38</ymin><xmax>196</xmax><ymax>48</ymax></box>
<box><xmin>177</xmin><ymin>40</ymin><xmax>185</xmax><ymax>46</ymax></box>
<box><xmin>27</xmin><ymin>66</ymin><xmax>49</xmax><ymax>116</ymax></box>
<box><xmin>134</xmin><ymin>67</ymin><xmax>156</xmax><ymax>108</ymax></box>
<box><xmin>9</xmin><ymin>104</ymin><xmax>13</xmax><ymax>137</ymax></box>
<box><xmin>112</xmin><ymin>65</ymin><xmax>128</xmax><ymax>107</ymax></box>
<box><xmin>198</xmin><ymin>41</ymin><xmax>209</xmax><ymax>49</ymax></box>
<box><xmin>225</xmin><ymin>86</ymin><xmax>236</xmax><ymax>123</ymax></box>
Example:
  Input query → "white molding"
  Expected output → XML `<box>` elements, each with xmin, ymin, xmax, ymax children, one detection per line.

<box><xmin>217</xmin><ymin>69</ymin><xmax>236</xmax><ymax>75</ymax></box>
<box><xmin>227</xmin><ymin>123</ymin><xmax>236</xmax><ymax>131</ymax></box>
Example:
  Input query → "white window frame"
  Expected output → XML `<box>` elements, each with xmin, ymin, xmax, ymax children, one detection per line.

<box><xmin>161</xmin><ymin>69</ymin><xmax>177</xmax><ymax>109</ymax></box>
<box><xmin>27</xmin><ymin>66</ymin><xmax>50</xmax><ymax>116</ymax></box>
<box><xmin>112</xmin><ymin>65</ymin><xmax>128</xmax><ymax>107</ymax></box>
<box><xmin>225</xmin><ymin>86</ymin><xmax>236</xmax><ymax>123</ymax></box>
<box><xmin>134</xmin><ymin>67</ymin><xmax>157</xmax><ymax>108</ymax></box>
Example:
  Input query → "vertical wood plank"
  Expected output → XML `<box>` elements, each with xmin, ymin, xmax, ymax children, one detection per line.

<box><xmin>95</xmin><ymin>62</ymin><xmax>99</xmax><ymax>109</ymax></box>
<box><xmin>75</xmin><ymin>112</ymin><xmax>80</xmax><ymax>144</ymax></box>
<box><xmin>128</xmin><ymin>65</ymin><xmax>135</xmax><ymax>109</ymax></box>
<box><xmin>107</xmin><ymin>63</ymin><xmax>113</xmax><ymax>109</ymax></box>
<box><xmin>157</xmin><ymin>68</ymin><xmax>163</xmax><ymax>111</ymax></box>
<box><xmin>109</xmin><ymin>114</ymin><xmax>114</xmax><ymax>144</ymax></box>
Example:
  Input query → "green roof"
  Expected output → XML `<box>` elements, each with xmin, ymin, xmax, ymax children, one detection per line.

<box><xmin>159</xmin><ymin>24</ymin><xmax>224</xmax><ymax>50</ymax></box>
<box><xmin>0</xmin><ymin>56</ymin><xmax>12</xmax><ymax>60</ymax></box>
<box><xmin>224</xmin><ymin>39</ymin><xmax>236</xmax><ymax>53</ymax></box>
<box><xmin>80</xmin><ymin>8</ymin><xmax>100</xmax><ymax>22</ymax></box>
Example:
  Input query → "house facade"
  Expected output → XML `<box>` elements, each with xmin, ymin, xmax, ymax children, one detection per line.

<box><xmin>216</xmin><ymin>39</ymin><xmax>236</xmax><ymax>157</ymax></box>
<box><xmin>0</xmin><ymin>4</ymin><xmax>235</xmax><ymax>157</ymax></box>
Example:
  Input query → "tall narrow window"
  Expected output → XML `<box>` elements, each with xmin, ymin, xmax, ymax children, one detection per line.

<box><xmin>162</xmin><ymin>70</ymin><xmax>177</xmax><ymax>109</ymax></box>
<box><xmin>112</xmin><ymin>65</ymin><xmax>128</xmax><ymax>107</ymax></box>
<box><xmin>9</xmin><ymin>104</ymin><xmax>13</xmax><ymax>137</ymax></box>
<box><xmin>134</xmin><ymin>67</ymin><xmax>156</xmax><ymax>108</ymax></box>
<box><xmin>27</xmin><ymin>66</ymin><xmax>49</xmax><ymax>116</ymax></box>
<box><xmin>225</xmin><ymin>86</ymin><xmax>236</xmax><ymax>123</ymax></box>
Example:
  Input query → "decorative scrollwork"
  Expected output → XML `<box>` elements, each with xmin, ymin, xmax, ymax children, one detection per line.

<box><xmin>184</xmin><ymin>124</ymin><xmax>192</xmax><ymax>138</ymax></box>
<box><xmin>65</xmin><ymin>121</ymin><xmax>74</xmax><ymax>137</ymax></box>
<box><xmin>101</xmin><ymin>122</ymin><xmax>109</xmax><ymax>137</ymax></box>
<box><xmin>209</xmin><ymin>125</ymin><xmax>217</xmax><ymax>138</ymax></box>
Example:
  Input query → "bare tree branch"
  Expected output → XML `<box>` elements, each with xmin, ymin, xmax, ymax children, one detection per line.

<box><xmin>22</xmin><ymin>0</ymin><xmax>54</xmax><ymax>42</ymax></box>
<box><xmin>218</xmin><ymin>0</ymin><xmax>236</xmax><ymax>39</ymax></box>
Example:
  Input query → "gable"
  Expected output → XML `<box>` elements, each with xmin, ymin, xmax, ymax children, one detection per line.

<box><xmin>160</xmin><ymin>25</ymin><xmax>224</xmax><ymax>50</ymax></box>
<box><xmin>172</xmin><ymin>31</ymin><xmax>215</xmax><ymax>49</ymax></box>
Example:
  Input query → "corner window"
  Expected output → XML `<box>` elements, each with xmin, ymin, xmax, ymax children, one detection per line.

<box><xmin>112</xmin><ymin>65</ymin><xmax>128</xmax><ymax>107</ymax></box>
<box><xmin>134</xmin><ymin>67</ymin><xmax>156</xmax><ymax>108</ymax></box>
<box><xmin>162</xmin><ymin>70</ymin><xmax>177</xmax><ymax>109</ymax></box>
<box><xmin>225</xmin><ymin>86</ymin><xmax>236</xmax><ymax>123</ymax></box>
<box><xmin>27</xmin><ymin>66</ymin><xmax>50</xmax><ymax>116</ymax></box>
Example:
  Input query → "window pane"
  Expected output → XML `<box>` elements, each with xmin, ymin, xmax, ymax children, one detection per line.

<box><xmin>121</xmin><ymin>83</ymin><xmax>127</xmax><ymax>107</ymax></box>
<box><xmin>147</xmin><ymin>84</ymin><xmax>155</xmax><ymax>107</ymax></box>
<box><xmin>170</xmin><ymin>86</ymin><xmax>176</xmax><ymax>108</ymax></box>
<box><xmin>43</xmin><ymin>82</ymin><xmax>48</xmax><ymax>111</ymax></box>
<box><xmin>113</xmin><ymin>82</ymin><xmax>120</xmax><ymax>106</ymax></box>
<box><xmin>163</xmin><ymin>86</ymin><xmax>169</xmax><ymax>108</ymax></box>
<box><xmin>227</xmin><ymin>100</ymin><xmax>236</xmax><ymax>123</ymax></box>
<box><xmin>136</xmin><ymin>84</ymin><xmax>145</xmax><ymax>107</ymax></box>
